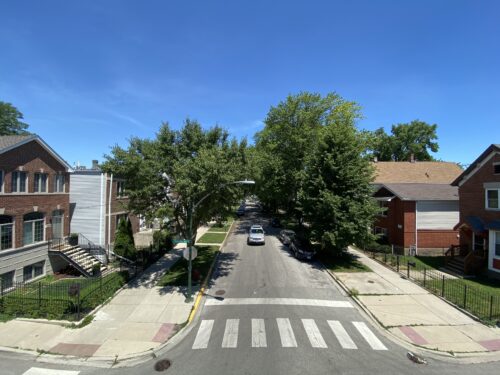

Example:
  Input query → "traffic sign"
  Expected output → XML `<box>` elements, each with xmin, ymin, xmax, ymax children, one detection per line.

<box><xmin>183</xmin><ymin>246</ymin><xmax>198</xmax><ymax>261</ymax></box>
<box><xmin>173</xmin><ymin>239</ymin><xmax>189</xmax><ymax>244</ymax></box>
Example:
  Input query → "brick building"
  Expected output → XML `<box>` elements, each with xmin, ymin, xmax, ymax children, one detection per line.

<box><xmin>70</xmin><ymin>162</ymin><xmax>139</xmax><ymax>256</ymax></box>
<box><xmin>0</xmin><ymin>135</ymin><xmax>71</xmax><ymax>286</ymax></box>
<box><xmin>372</xmin><ymin>161</ymin><xmax>463</xmax><ymax>255</ymax></box>
<box><xmin>452</xmin><ymin>144</ymin><xmax>500</xmax><ymax>276</ymax></box>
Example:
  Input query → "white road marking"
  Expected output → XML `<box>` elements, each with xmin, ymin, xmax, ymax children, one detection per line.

<box><xmin>328</xmin><ymin>320</ymin><xmax>357</xmax><ymax>349</ymax></box>
<box><xmin>22</xmin><ymin>368</ymin><xmax>79</xmax><ymax>375</ymax></box>
<box><xmin>302</xmin><ymin>319</ymin><xmax>327</xmax><ymax>348</ymax></box>
<box><xmin>222</xmin><ymin>319</ymin><xmax>240</xmax><ymax>348</ymax></box>
<box><xmin>205</xmin><ymin>297</ymin><xmax>353</xmax><ymax>308</ymax></box>
<box><xmin>192</xmin><ymin>320</ymin><xmax>214</xmax><ymax>349</ymax></box>
<box><xmin>276</xmin><ymin>318</ymin><xmax>298</xmax><ymax>347</ymax></box>
<box><xmin>353</xmin><ymin>321</ymin><xmax>388</xmax><ymax>351</ymax></box>
<box><xmin>251</xmin><ymin>318</ymin><xmax>267</xmax><ymax>347</ymax></box>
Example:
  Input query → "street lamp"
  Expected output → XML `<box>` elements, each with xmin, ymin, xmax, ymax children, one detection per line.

<box><xmin>185</xmin><ymin>179</ymin><xmax>255</xmax><ymax>301</ymax></box>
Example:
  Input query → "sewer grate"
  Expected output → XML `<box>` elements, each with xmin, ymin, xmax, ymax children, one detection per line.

<box><xmin>154</xmin><ymin>359</ymin><xmax>172</xmax><ymax>372</ymax></box>
<box><xmin>215</xmin><ymin>289</ymin><xmax>226</xmax><ymax>296</ymax></box>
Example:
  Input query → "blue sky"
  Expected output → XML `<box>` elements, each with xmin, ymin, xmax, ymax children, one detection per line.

<box><xmin>1</xmin><ymin>0</ymin><xmax>498</xmax><ymax>167</ymax></box>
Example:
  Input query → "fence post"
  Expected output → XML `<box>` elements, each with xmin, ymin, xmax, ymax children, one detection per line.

<box><xmin>396</xmin><ymin>256</ymin><xmax>400</xmax><ymax>273</ymax></box>
<box><xmin>38</xmin><ymin>282</ymin><xmax>42</xmax><ymax>310</ymax></box>
<box><xmin>441</xmin><ymin>275</ymin><xmax>445</xmax><ymax>297</ymax></box>
<box><xmin>463</xmin><ymin>284</ymin><xmax>467</xmax><ymax>309</ymax></box>
<box><xmin>77</xmin><ymin>288</ymin><xmax>81</xmax><ymax>321</ymax></box>
<box><xmin>490</xmin><ymin>295</ymin><xmax>494</xmax><ymax>321</ymax></box>
<box><xmin>423</xmin><ymin>268</ymin><xmax>426</xmax><ymax>287</ymax></box>
<box><xmin>407</xmin><ymin>261</ymin><xmax>410</xmax><ymax>279</ymax></box>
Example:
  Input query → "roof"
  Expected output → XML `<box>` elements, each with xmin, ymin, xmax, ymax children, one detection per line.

<box><xmin>373</xmin><ymin>161</ymin><xmax>463</xmax><ymax>184</ymax></box>
<box><xmin>452</xmin><ymin>144</ymin><xmax>500</xmax><ymax>186</ymax></box>
<box><xmin>376</xmin><ymin>183</ymin><xmax>459</xmax><ymax>201</ymax></box>
<box><xmin>0</xmin><ymin>134</ymin><xmax>72</xmax><ymax>171</ymax></box>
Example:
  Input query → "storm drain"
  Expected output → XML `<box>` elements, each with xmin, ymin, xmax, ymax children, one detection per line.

<box><xmin>215</xmin><ymin>289</ymin><xmax>226</xmax><ymax>296</ymax></box>
<box><xmin>154</xmin><ymin>359</ymin><xmax>172</xmax><ymax>372</ymax></box>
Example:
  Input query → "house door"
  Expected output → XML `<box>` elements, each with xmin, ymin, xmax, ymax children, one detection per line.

<box><xmin>52</xmin><ymin>210</ymin><xmax>64</xmax><ymax>240</ymax></box>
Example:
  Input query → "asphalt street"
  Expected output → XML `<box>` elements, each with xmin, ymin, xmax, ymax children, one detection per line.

<box><xmin>3</xmin><ymin>204</ymin><xmax>500</xmax><ymax>374</ymax></box>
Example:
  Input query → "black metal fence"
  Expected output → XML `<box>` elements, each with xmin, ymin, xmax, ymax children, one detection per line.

<box><xmin>0</xmin><ymin>271</ymin><xmax>128</xmax><ymax>321</ymax></box>
<box><xmin>368</xmin><ymin>251</ymin><xmax>500</xmax><ymax>323</ymax></box>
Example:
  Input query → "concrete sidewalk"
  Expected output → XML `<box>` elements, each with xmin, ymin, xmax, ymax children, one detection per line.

<box><xmin>332</xmin><ymin>247</ymin><xmax>500</xmax><ymax>357</ymax></box>
<box><xmin>0</xmin><ymin>249</ymin><xmax>198</xmax><ymax>362</ymax></box>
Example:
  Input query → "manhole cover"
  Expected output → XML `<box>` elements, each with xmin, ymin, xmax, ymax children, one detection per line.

<box><xmin>215</xmin><ymin>289</ymin><xmax>226</xmax><ymax>296</ymax></box>
<box><xmin>154</xmin><ymin>359</ymin><xmax>172</xmax><ymax>372</ymax></box>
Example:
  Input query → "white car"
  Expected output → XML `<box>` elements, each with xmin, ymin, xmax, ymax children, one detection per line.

<box><xmin>247</xmin><ymin>225</ymin><xmax>265</xmax><ymax>245</ymax></box>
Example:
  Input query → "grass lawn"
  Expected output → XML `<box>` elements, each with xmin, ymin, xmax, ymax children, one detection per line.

<box><xmin>197</xmin><ymin>232</ymin><xmax>227</xmax><ymax>244</ymax></box>
<box><xmin>318</xmin><ymin>251</ymin><xmax>372</xmax><ymax>273</ymax></box>
<box><xmin>158</xmin><ymin>246</ymin><xmax>219</xmax><ymax>286</ymax></box>
<box><xmin>207</xmin><ymin>222</ymin><xmax>233</xmax><ymax>232</ymax></box>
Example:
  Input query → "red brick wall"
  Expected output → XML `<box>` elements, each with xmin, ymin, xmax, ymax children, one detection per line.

<box><xmin>403</xmin><ymin>201</ymin><xmax>416</xmax><ymax>247</ymax></box>
<box><xmin>374</xmin><ymin>197</ymin><xmax>408</xmax><ymax>248</ymax></box>
<box><xmin>417</xmin><ymin>230</ymin><xmax>459</xmax><ymax>248</ymax></box>
<box><xmin>0</xmin><ymin>140</ymin><xmax>70</xmax><ymax>248</ymax></box>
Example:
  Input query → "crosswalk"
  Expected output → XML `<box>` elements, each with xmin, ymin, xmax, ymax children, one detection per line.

<box><xmin>192</xmin><ymin>318</ymin><xmax>387</xmax><ymax>351</ymax></box>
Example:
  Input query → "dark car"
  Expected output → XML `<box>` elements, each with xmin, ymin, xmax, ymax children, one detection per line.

<box><xmin>278</xmin><ymin>229</ymin><xmax>296</xmax><ymax>246</ymax></box>
<box><xmin>271</xmin><ymin>218</ymin><xmax>281</xmax><ymax>227</ymax></box>
<box><xmin>236</xmin><ymin>206</ymin><xmax>245</xmax><ymax>217</ymax></box>
<box><xmin>290</xmin><ymin>237</ymin><xmax>315</xmax><ymax>260</ymax></box>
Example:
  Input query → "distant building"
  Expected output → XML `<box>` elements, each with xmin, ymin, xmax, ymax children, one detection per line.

<box><xmin>372</xmin><ymin>160</ymin><xmax>463</xmax><ymax>255</ymax></box>
<box><xmin>0</xmin><ymin>135</ymin><xmax>71</xmax><ymax>286</ymax></box>
<box><xmin>70</xmin><ymin>161</ymin><xmax>139</xmax><ymax>254</ymax></box>
<box><xmin>452</xmin><ymin>144</ymin><xmax>500</xmax><ymax>277</ymax></box>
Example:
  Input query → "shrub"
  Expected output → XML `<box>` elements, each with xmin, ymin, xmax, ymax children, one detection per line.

<box><xmin>153</xmin><ymin>229</ymin><xmax>173</xmax><ymax>253</ymax></box>
<box><xmin>114</xmin><ymin>218</ymin><xmax>136</xmax><ymax>259</ymax></box>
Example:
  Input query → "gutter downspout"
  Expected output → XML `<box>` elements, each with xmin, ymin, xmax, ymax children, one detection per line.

<box><xmin>415</xmin><ymin>201</ymin><xmax>418</xmax><ymax>256</ymax></box>
<box><xmin>99</xmin><ymin>172</ymin><xmax>104</xmax><ymax>247</ymax></box>
<box><xmin>107</xmin><ymin>173</ymin><xmax>113</xmax><ymax>257</ymax></box>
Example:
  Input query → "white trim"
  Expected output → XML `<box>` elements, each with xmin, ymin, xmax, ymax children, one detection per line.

<box><xmin>458</xmin><ymin>151</ymin><xmax>498</xmax><ymax>187</ymax></box>
<box><xmin>488</xmin><ymin>231</ymin><xmax>500</xmax><ymax>273</ymax></box>
<box><xmin>485</xmin><ymin>188</ymin><xmax>500</xmax><ymax>210</ymax></box>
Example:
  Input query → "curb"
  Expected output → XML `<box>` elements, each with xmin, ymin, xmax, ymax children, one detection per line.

<box><xmin>322</xmin><ymin>266</ymin><xmax>500</xmax><ymax>363</ymax></box>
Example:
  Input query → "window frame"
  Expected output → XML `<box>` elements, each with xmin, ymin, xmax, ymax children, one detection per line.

<box><xmin>0</xmin><ymin>270</ymin><xmax>15</xmax><ymax>290</ymax></box>
<box><xmin>11</xmin><ymin>171</ymin><xmax>28</xmax><ymax>193</ymax></box>
<box><xmin>34</xmin><ymin>172</ymin><xmax>48</xmax><ymax>193</ymax></box>
<box><xmin>495</xmin><ymin>231</ymin><xmax>500</xmax><ymax>258</ymax></box>
<box><xmin>494</xmin><ymin>163</ymin><xmax>500</xmax><ymax>175</ymax></box>
<box><xmin>485</xmin><ymin>188</ymin><xmax>500</xmax><ymax>210</ymax></box>
<box><xmin>23</xmin><ymin>213</ymin><xmax>45</xmax><ymax>246</ymax></box>
<box><xmin>53</xmin><ymin>174</ymin><xmax>65</xmax><ymax>193</ymax></box>
<box><xmin>117</xmin><ymin>180</ymin><xmax>126</xmax><ymax>198</ymax></box>
<box><xmin>0</xmin><ymin>216</ymin><xmax>14</xmax><ymax>251</ymax></box>
<box><xmin>0</xmin><ymin>170</ymin><xmax>4</xmax><ymax>193</ymax></box>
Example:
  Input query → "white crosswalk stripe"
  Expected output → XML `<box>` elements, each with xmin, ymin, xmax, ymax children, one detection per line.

<box><xmin>192</xmin><ymin>319</ymin><xmax>215</xmax><ymax>349</ymax></box>
<box><xmin>192</xmin><ymin>318</ymin><xmax>386</xmax><ymax>351</ymax></box>
<box><xmin>276</xmin><ymin>318</ymin><xmax>298</xmax><ymax>347</ymax></box>
<box><xmin>328</xmin><ymin>320</ymin><xmax>357</xmax><ymax>349</ymax></box>
<box><xmin>222</xmin><ymin>319</ymin><xmax>240</xmax><ymax>348</ymax></box>
<box><xmin>302</xmin><ymin>319</ymin><xmax>327</xmax><ymax>348</ymax></box>
<box><xmin>251</xmin><ymin>318</ymin><xmax>267</xmax><ymax>347</ymax></box>
<box><xmin>353</xmin><ymin>321</ymin><xmax>388</xmax><ymax>351</ymax></box>
<box><xmin>22</xmin><ymin>368</ymin><xmax>79</xmax><ymax>375</ymax></box>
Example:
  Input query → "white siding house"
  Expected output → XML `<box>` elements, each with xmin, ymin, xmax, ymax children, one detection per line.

<box><xmin>416</xmin><ymin>201</ymin><xmax>460</xmax><ymax>230</ymax></box>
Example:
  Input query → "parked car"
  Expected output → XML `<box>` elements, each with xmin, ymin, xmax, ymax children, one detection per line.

<box><xmin>278</xmin><ymin>229</ymin><xmax>296</xmax><ymax>246</ymax></box>
<box><xmin>236</xmin><ymin>206</ymin><xmax>245</xmax><ymax>216</ymax></box>
<box><xmin>247</xmin><ymin>224</ymin><xmax>265</xmax><ymax>245</ymax></box>
<box><xmin>271</xmin><ymin>218</ymin><xmax>282</xmax><ymax>227</ymax></box>
<box><xmin>290</xmin><ymin>237</ymin><xmax>315</xmax><ymax>260</ymax></box>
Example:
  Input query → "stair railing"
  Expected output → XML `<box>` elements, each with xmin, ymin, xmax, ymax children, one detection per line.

<box><xmin>77</xmin><ymin>233</ymin><xmax>108</xmax><ymax>265</ymax></box>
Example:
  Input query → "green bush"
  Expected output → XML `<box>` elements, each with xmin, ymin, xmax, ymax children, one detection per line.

<box><xmin>114</xmin><ymin>218</ymin><xmax>136</xmax><ymax>259</ymax></box>
<box><xmin>153</xmin><ymin>229</ymin><xmax>173</xmax><ymax>253</ymax></box>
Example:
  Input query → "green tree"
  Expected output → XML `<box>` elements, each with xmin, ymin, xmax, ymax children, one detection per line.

<box><xmin>0</xmin><ymin>101</ymin><xmax>30</xmax><ymax>135</ymax></box>
<box><xmin>102</xmin><ymin>119</ymin><xmax>251</xmax><ymax>244</ymax></box>
<box><xmin>254</xmin><ymin>92</ymin><xmax>361</xmax><ymax>216</ymax></box>
<box><xmin>301</xmin><ymin>118</ymin><xmax>378</xmax><ymax>255</ymax></box>
<box><xmin>114</xmin><ymin>218</ymin><xmax>136</xmax><ymax>259</ymax></box>
<box><xmin>368</xmin><ymin>120</ymin><xmax>439</xmax><ymax>161</ymax></box>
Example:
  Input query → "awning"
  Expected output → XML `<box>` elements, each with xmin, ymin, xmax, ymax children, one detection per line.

<box><xmin>465</xmin><ymin>216</ymin><xmax>486</xmax><ymax>234</ymax></box>
<box><xmin>486</xmin><ymin>220</ymin><xmax>500</xmax><ymax>231</ymax></box>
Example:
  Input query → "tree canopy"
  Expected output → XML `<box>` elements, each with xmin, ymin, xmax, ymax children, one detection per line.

<box><xmin>368</xmin><ymin>120</ymin><xmax>439</xmax><ymax>161</ymax></box>
<box><xmin>0</xmin><ymin>101</ymin><xmax>30</xmax><ymax>135</ymax></box>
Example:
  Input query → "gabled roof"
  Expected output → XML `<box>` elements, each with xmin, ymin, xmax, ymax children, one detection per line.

<box><xmin>452</xmin><ymin>144</ymin><xmax>500</xmax><ymax>186</ymax></box>
<box><xmin>0</xmin><ymin>134</ymin><xmax>72</xmax><ymax>171</ymax></box>
<box><xmin>375</xmin><ymin>183</ymin><xmax>459</xmax><ymax>201</ymax></box>
<box><xmin>373</xmin><ymin>161</ymin><xmax>463</xmax><ymax>184</ymax></box>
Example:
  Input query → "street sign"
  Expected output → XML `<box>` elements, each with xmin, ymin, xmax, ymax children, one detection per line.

<box><xmin>183</xmin><ymin>246</ymin><xmax>197</xmax><ymax>261</ymax></box>
<box><xmin>173</xmin><ymin>239</ymin><xmax>189</xmax><ymax>244</ymax></box>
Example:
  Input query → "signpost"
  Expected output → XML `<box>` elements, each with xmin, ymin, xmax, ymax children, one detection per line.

<box><xmin>173</xmin><ymin>239</ymin><xmax>189</xmax><ymax>244</ymax></box>
<box><xmin>183</xmin><ymin>246</ymin><xmax>197</xmax><ymax>261</ymax></box>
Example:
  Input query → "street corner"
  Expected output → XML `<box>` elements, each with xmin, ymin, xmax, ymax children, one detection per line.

<box><xmin>334</xmin><ymin>272</ymin><xmax>402</xmax><ymax>295</ymax></box>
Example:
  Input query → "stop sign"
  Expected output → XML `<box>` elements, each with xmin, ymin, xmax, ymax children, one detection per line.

<box><xmin>183</xmin><ymin>246</ymin><xmax>198</xmax><ymax>261</ymax></box>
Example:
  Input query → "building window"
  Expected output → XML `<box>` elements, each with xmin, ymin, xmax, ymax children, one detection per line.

<box><xmin>377</xmin><ymin>201</ymin><xmax>389</xmax><ymax>217</ymax></box>
<box><xmin>117</xmin><ymin>181</ymin><xmax>126</xmax><ymax>197</ymax></box>
<box><xmin>0</xmin><ymin>215</ymin><xmax>13</xmax><ymax>251</ymax></box>
<box><xmin>374</xmin><ymin>226</ymin><xmax>388</xmax><ymax>237</ymax></box>
<box><xmin>494</xmin><ymin>164</ymin><xmax>500</xmax><ymax>175</ymax></box>
<box><xmin>116</xmin><ymin>214</ymin><xmax>128</xmax><ymax>229</ymax></box>
<box><xmin>0</xmin><ymin>270</ymin><xmax>15</xmax><ymax>290</ymax></box>
<box><xmin>54</xmin><ymin>174</ymin><xmax>65</xmax><ymax>192</ymax></box>
<box><xmin>34</xmin><ymin>173</ymin><xmax>48</xmax><ymax>193</ymax></box>
<box><xmin>12</xmin><ymin>171</ymin><xmax>27</xmax><ymax>193</ymax></box>
<box><xmin>33</xmin><ymin>261</ymin><xmax>45</xmax><ymax>277</ymax></box>
<box><xmin>0</xmin><ymin>170</ymin><xmax>4</xmax><ymax>192</ymax></box>
<box><xmin>23</xmin><ymin>265</ymin><xmax>33</xmax><ymax>281</ymax></box>
<box><xmin>486</xmin><ymin>189</ymin><xmax>499</xmax><ymax>209</ymax></box>
<box><xmin>496</xmin><ymin>231</ymin><xmax>500</xmax><ymax>257</ymax></box>
<box><xmin>23</xmin><ymin>212</ymin><xmax>44</xmax><ymax>246</ymax></box>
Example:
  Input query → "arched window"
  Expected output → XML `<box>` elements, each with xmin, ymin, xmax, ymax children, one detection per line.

<box><xmin>0</xmin><ymin>215</ymin><xmax>13</xmax><ymax>250</ymax></box>
<box><xmin>23</xmin><ymin>212</ymin><xmax>44</xmax><ymax>246</ymax></box>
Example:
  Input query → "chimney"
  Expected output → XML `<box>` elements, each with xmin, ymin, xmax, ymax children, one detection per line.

<box><xmin>410</xmin><ymin>153</ymin><xmax>415</xmax><ymax>163</ymax></box>
<box><xmin>92</xmin><ymin>160</ymin><xmax>99</xmax><ymax>169</ymax></box>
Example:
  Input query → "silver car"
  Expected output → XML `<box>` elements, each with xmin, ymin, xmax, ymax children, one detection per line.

<box><xmin>247</xmin><ymin>225</ymin><xmax>265</xmax><ymax>245</ymax></box>
<box><xmin>279</xmin><ymin>229</ymin><xmax>296</xmax><ymax>246</ymax></box>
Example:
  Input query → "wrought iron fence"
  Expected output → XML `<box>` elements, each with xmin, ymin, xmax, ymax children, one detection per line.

<box><xmin>0</xmin><ymin>271</ymin><xmax>128</xmax><ymax>321</ymax></box>
<box><xmin>367</xmin><ymin>251</ymin><xmax>500</xmax><ymax>323</ymax></box>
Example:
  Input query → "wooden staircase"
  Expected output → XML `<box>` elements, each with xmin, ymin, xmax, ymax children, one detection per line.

<box><xmin>49</xmin><ymin>237</ymin><xmax>109</xmax><ymax>277</ymax></box>
<box><xmin>443</xmin><ymin>255</ymin><xmax>466</xmax><ymax>276</ymax></box>
<box><xmin>444</xmin><ymin>245</ymin><xmax>487</xmax><ymax>276</ymax></box>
